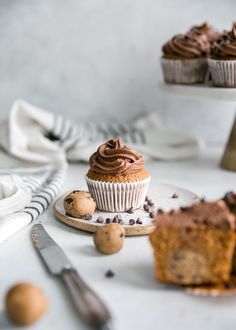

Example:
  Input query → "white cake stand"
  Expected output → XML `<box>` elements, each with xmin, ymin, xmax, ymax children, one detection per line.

<box><xmin>159</xmin><ymin>82</ymin><xmax>236</xmax><ymax>171</ymax></box>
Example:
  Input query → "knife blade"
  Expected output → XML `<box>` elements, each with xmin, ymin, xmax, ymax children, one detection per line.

<box><xmin>31</xmin><ymin>224</ymin><xmax>111</xmax><ymax>329</ymax></box>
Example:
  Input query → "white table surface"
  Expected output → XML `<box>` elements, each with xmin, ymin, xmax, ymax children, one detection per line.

<box><xmin>1</xmin><ymin>146</ymin><xmax>236</xmax><ymax>330</ymax></box>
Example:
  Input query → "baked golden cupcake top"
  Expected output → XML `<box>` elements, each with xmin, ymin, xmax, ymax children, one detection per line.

<box><xmin>154</xmin><ymin>200</ymin><xmax>235</xmax><ymax>231</ymax></box>
<box><xmin>87</xmin><ymin>138</ymin><xmax>149</xmax><ymax>182</ymax></box>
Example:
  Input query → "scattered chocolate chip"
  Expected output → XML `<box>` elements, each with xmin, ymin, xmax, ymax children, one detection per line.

<box><xmin>72</xmin><ymin>190</ymin><xmax>80</xmax><ymax>194</ymax></box>
<box><xmin>127</xmin><ymin>207</ymin><xmax>134</xmax><ymax>214</ymax></box>
<box><xmin>149</xmin><ymin>211</ymin><xmax>155</xmax><ymax>218</ymax></box>
<box><xmin>113</xmin><ymin>215</ymin><xmax>119</xmax><ymax>223</ymax></box>
<box><xmin>200</xmin><ymin>197</ymin><xmax>206</xmax><ymax>203</ymax></box>
<box><xmin>148</xmin><ymin>199</ymin><xmax>154</xmax><ymax>206</ymax></box>
<box><xmin>106</xmin><ymin>218</ymin><xmax>112</xmax><ymax>224</ymax></box>
<box><xmin>96</xmin><ymin>216</ymin><xmax>104</xmax><ymax>223</ymax></box>
<box><xmin>129</xmin><ymin>219</ymin><xmax>135</xmax><ymax>225</ymax></box>
<box><xmin>171</xmin><ymin>193</ymin><xmax>178</xmax><ymax>199</ymax></box>
<box><xmin>136</xmin><ymin>218</ymin><xmax>143</xmax><ymax>225</ymax></box>
<box><xmin>157</xmin><ymin>208</ymin><xmax>164</xmax><ymax>214</ymax></box>
<box><xmin>65</xmin><ymin>198</ymin><xmax>73</xmax><ymax>204</ymax></box>
<box><xmin>105</xmin><ymin>270</ymin><xmax>115</xmax><ymax>278</ymax></box>
<box><xmin>169</xmin><ymin>209</ymin><xmax>175</xmax><ymax>215</ymax></box>
<box><xmin>202</xmin><ymin>217</ymin><xmax>208</xmax><ymax>225</ymax></box>
<box><xmin>145</xmin><ymin>196</ymin><xmax>149</xmax><ymax>202</ymax></box>
<box><xmin>143</xmin><ymin>204</ymin><xmax>149</xmax><ymax>212</ymax></box>
<box><xmin>84</xmin><ymin>214</ymin><xmax>92</xmax><ymax>220</ymax></box>
<box><xmin>180</xmin><ymin>206</ymin><xmax>189</xmax><ymax>212</ymax></box>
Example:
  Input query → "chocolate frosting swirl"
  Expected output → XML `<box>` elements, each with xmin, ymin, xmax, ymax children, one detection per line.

<box><xmin>212</xmin><ymin>22</ymin><xmax>236</xmax><ymax>58</ymax></box>
<box><xmin>162</xmin><ymin>32</ymin><xmax>210</xmax><ymax>58</ymax></box>
<box><xmin>89</xmin><ymin>138</ymin><xmax>144</xmax><ymax>175</ymax></box>
<box><xmin>189</xmin><ymin>22</ymin><xmax>220</xmax><ymax>44</ymax></box>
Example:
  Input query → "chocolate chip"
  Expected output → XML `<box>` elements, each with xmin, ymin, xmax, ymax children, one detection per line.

<box><xmin>84</xmin><ymin>214</ymin><xmax>92</xmax><ymax>220</ymax></box>
<box><xmin>169</xmin><ymin>209</ymin><xmax>175</xmax><ymax>215</ymax></box>
<box><xmin>143</xmin><ymin>204</ymin><xmax>149</xmax><ymax>212</ymax></box>
<box><xmin>129</xmin><ymin>219</ymin><xmax>135</xmax><ymax>225</ymax></box>
<box><xmin>148</xmin><ymin>199</ymin><xmax>154</xmax><ymax>206</ymax></box>
<box><xmin>127</xmin><ymin>207</ymin><xmax>134</xmax><ymax>214</ymax></box>
<box><xmin>106</xmin><ymin>218</ymin><xmax>112</xmax><ymax>224</ymax></box>
<box><xmin>105</xmin><ymin>270</ymin><xmax>115</xmax><ymax>278</ymax></box>
<box><xmin>202</xmin><ymin>217</ymin><xmax>208</xmax><ymax>225</ymax></box>
<box><xmin>145</xmin><ymin>196</ymin><xmax>149</xmax><ymax>202</ymax></box>
<box><xmin>65</xmin><ymin>198</ymin><xmax>73</xmax><ymax>204</ymax></box>
<box><xmin>149</xmin><ymin>211</ymin><xmax>155</xmax><ymax>218</ymax></box>
<box><xmin>200</xmin><ymin>197</ymin><xmax>206</xmax><ymax>203</ymax></box>
<box><xmin>157</xmin><ymin>208</ymin><xmax>163</xmax><ymax>214</ymax></box>
<box><xmin>225</xmin><ymin>280</ymin><xmax>235</xmax><ymax>289</ymax></box>
<box><xmin>185</xmin><ymin>227</ymin><xmax>192</xmax><ymax>234</ymax></box>
<box><xmin>72</xmin><ymin>190</ymin><xmax>80</xmax><ymax>194</ymax></box>
<box><xmin>136</xmin><ymin>218</ymin><xmax>142</xmax><ymax>225</ymax></box>
<box><xmin>171</xmin><ymin>193</ymin><xmax>178</xmax><ymax>199</ymax></box>
<box><xmin>176</xmin><ymin>273</ymin><xmax>184</xmax><ymax>280</ymax></box>
<box><xmin>180</xmin><ymin>206</ymin><xmax>189</xmax><ymax>212</ymax></box>
<box><xmin>113</xmin><ymin>215</ymin><xmax>119</xmax><ymax>223</ymax></box>
<box><xmin>96</xmin><ymin>216</ymin><xmax>104</xmax><ymax>223</ymax></box>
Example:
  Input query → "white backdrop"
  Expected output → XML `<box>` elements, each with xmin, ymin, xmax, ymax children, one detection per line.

<box><xmin>0</xmin><ymin>0</ymin><xmax>235</xmax><ymax>144</ymax></box>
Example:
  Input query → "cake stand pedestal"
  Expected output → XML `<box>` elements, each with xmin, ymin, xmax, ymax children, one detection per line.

<box><xmin>159</xmin><ymin>82</ymin><xmax>236</xmax><ymax>172</ymax></box>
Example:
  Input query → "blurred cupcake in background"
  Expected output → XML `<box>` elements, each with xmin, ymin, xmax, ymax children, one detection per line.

<box><xmin>208</xmin><ymin>22</ymin><xmax>236</xmax><ymax>87</ymax></box>
<box><xmin>161</xmin><ymin>31</ymin><xmax>210</xmax><ymax>84</ymax></box>
<box><xmin>86</xmin><ymin>138</ymin><xmax>150</xmax><ymax>212</ymax></box>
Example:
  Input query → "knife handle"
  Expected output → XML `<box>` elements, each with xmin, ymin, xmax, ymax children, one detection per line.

<box><xmin>60</xmin><ymin>268</ymin><xmax>111</xmax><ymax>329</ymax></box>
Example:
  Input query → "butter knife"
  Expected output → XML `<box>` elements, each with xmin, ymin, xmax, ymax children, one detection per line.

<box><xmin>31</xmin><ymin>224</ymin><xmax>111</xmax><ymax>329</ymax></box>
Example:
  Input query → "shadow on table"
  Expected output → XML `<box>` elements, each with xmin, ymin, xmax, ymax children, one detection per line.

<box><xmin>0</xmin><ymin>310</ymin><xmax>14</xmax><ymax>329</ymax></box>
<box><xmin>115</xmin><ymin>260</ymin><xmax>181</xmax><ymax>292</ymax></box>
<box><xmin>77</xmin><ymin>244</ymin><xmax>103</xmax><ymax>257</ymax></box>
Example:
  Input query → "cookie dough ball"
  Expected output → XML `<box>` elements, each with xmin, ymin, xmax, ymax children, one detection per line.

<box><xmin>64</xmin><ymin>190</ymin><xmax>96</xmax><ymax>217</ymax></box>
<box><xmin>5</xmin><ymin>283</ymin><xmax>48</xmax><ymax>326</ymax></box>
<box><xmin>94</xmin><ymin>223</ymin><xmax>125</xmax><ymax>254</ymax></box>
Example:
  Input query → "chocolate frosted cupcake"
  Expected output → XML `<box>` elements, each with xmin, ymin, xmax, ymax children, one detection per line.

<box><xmin>86</xmin><ymin>138</ymin><xmax>150</xmax><ymax>212</ymax></box>
<box><xmin>161</xmin><ymin>31</ymin><xmax>210</xmax><ymax>84</ymax></box>
<box><xmin>208</xmin><ymin>22</ymin><xmax>236</xmax><ymax>87</ymax></box>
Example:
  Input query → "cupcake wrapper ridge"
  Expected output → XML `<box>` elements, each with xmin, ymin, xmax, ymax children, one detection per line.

<box><xmin>161</xmin><ymin>58</ymin><xmax>208</xmax><ymax>84</ymax></box>
<box><xmin>86</xmin><ymin>176</ymin><xmax>151</xmax><ymax>212</ymax></box>
<box><xmin>208</xmin><ymin>59</ymin><xmax>236</xmax><ymax>87</ymax></box>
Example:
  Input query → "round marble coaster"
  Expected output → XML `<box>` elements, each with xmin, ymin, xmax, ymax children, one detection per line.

<box><xmin>53</xmin><ymin>183</ymin><xmax>199</xmax><ymax>236</ymax></box>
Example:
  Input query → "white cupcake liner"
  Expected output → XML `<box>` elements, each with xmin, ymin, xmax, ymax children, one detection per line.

<box><xmin>208</xmin><ymin>59</ymin><xmax>236</xmax><ymax>87</ymax></box>
<box><xmin>86</xmin><ymin>176</ymin><xmax>151</xmax><ymax>212</ymax></box>
<box><xmin>161</xmin><ymin>58</ymin><xmax>208</xmax><ymax>84</ymax></box>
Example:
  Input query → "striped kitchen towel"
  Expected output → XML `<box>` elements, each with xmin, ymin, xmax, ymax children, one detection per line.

<box><xmin>0</xmin><ymin>99</ymin><xmax>203</xmax><ymax>244</ymax></box>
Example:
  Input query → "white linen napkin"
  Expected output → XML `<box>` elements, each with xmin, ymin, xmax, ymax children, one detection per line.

<box><xmin>0</xmin><ymin>99</ymin><xmax>204</xmax><ymax>244</ymax></box>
